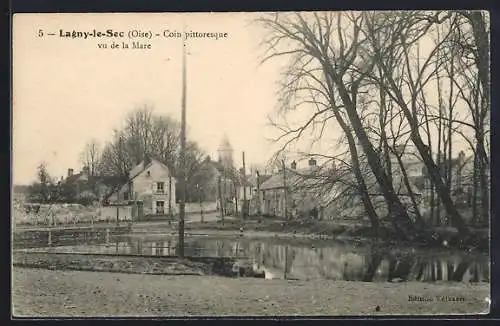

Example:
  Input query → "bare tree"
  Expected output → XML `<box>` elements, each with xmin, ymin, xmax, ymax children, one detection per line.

<box><xmin>450</xmin><ymin>11</ymin><xmax>490</xmax><ymax>225</ymax></box>
<box><xmin>97</xmin><ymin>106</ymin><xmax>209</xmax><ymax>204</ymax></box>
<box><xmin>258</xmin><ymin>12</ymin><xmax>416</xmax><ymax>235</ymax></box>
<box><xmin>80</xmin><ymin>139</ymin><xmax>101</xmax><ymax>176</ymax></box>
<box><xmin>361</xmin><ymin>11</ymin><xmax>469</xmax><ymax>233</ymax></box>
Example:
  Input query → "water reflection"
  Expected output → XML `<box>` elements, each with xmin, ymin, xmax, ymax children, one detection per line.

<box><xmin>46</xmin><ymin>235</ymin><xmax>490</xmax><ymax>283</ymax></box>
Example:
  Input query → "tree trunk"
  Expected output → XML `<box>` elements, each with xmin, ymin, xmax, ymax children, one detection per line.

<box><xmin>477</xmin><ymin>133</ymin><xmax>489</xmax><ymax>226</ymax></box>
<box><xmin>363</xmin><ymin>253</ymin><xmax>383</xmax><ymax>282</ymax></box>
<box><xmin>465</xmin><ymin>11</ymin><xmax>490</xmax><ymax>227</ymax></box>
<box><xmin>333</xmin><ymin>79</ymin><xmax>413</xmax><ymax>234</ymax></box>
<box><xmin>377</xmin><ymin>63</ymin><xmax>467</xmax><ymax>233</ymax></box>
<box><xmin>392</xmin><ymin>150</ymin><xmax>425</xmax><ymax>228</ymax></box>
<box><xmin>325</xmin><ymin>97</ymin><xmax>380</xmax><ymax>231</ymax></box>
<box><xmin>472</xmin><ymin>154</ymin><xmax>478</xmax><ymax>224</ymax></box>
<box><xmin>369</xmin><ymin>28</ymin><xmax>467</xmax><ymax>234</ymax></box>
<box><xmin>410</xmin><ymin>133</ymin><xmax>467</xmax><ymax>234</ymax></box>
<box><xmin>345</xmin><ymin>133</ymin><xmax>380</xmax><ymax>232</ymax></box>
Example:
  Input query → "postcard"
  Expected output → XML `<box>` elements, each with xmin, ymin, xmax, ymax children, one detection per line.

<box><xmin>12</xmin><ymin>11</ymin><xmax>490</xmax><ymax>317</ymax></box>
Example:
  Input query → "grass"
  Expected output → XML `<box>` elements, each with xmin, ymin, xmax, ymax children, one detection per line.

<box><xmin>12</xmin><ymin>267</ymin><xmax>490</xmax><ymax>317</ymax></box>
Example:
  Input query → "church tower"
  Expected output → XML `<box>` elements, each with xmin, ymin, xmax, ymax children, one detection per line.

<box><xmin>218</xmin><ymin>134</ymin><xmax>234</xmax><ymax>169</ymax></box>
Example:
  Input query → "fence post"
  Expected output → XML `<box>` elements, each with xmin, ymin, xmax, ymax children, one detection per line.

<box><xmin>116</xmin><ymin>206</ymin><xmax>119</xmax><ymax>226</ymax></box>
<box><xmin>48</xmin><ymin>230</ymin><xmax>52</xmax><ymax>247</ymax></box>
<box><xmin>106</xmin><ymin>228</ymin><xmax>110</xmax><ymax>244</ymax></box>
<box><xmin>284</xmin><ymin>245</ymin><xmax>289</xmax><ymax>280</ymax></box>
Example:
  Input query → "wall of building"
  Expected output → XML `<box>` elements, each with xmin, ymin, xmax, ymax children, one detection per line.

<box><xmin>112</xmin><ymin>161</ymin><xmax>176</xmax><ymax>216</ymax></box>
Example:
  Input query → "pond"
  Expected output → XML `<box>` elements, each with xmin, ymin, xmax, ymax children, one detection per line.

<box><xmin>27</xmin><ymin>234</ymin><xmax>489</xmax><ymax>283</ymax></box>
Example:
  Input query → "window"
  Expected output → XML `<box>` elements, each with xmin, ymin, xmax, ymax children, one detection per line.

<box><xmin>156</xmin><ymin>201</ymin><xmax>165</xmax><ymax>214</ymax></box>
<box><xmin>156</xmin><ymin>182</ymin><xmax>165</xmax><ymax>194</ymax></box>
<box><xmin>124</xmin><ymin>192</ymin><xmax>129</xmax><ymax>201</ymax></box>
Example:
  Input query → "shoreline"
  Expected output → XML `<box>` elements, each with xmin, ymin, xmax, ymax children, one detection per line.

<box><xmin>13</xmin><ymin>217</ymin><xmax>490</xmax><ymax>253</ymax></box>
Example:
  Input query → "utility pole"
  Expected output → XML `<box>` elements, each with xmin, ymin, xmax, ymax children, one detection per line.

<box><xmin>178</xmin><ymin>30</ymin><xmax>187</xmax><ymax>258</ymax></box>
<box><xmin>197</xmin><ymin>184</ymin><xmax>204</xmax><ymax>223</ymax></box>
<box><xmin>223</xmin><ymin>168</ymin><xmax>227</xmax><ymax>216</ymax></box>
<box><xmin>282</xmin><ymin>160</ymin><xmax>288</xmax><ymax>220</ymax></box>
<box><xmin>256</xmin><ymin>170</ymin><xmax>261</xmax><ymax>217</ymax></box>
<box><xmin>168</xmin><ymin>175</ymin><xmax>173</xmax><ymax>224</ymax></box>
<box><xmin>242</xmin><ymin>152</ymin><xmax>247</xmax><ymax>219</ymax></box>
<box><xmin>218</xmin><ymin>175</ymin><xmax>224</xmax><ymax>224</ymax></box>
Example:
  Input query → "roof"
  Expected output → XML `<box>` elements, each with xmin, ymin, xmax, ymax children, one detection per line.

<box><xmin>260</xmin><ymin>167</ymin><xmax>320</xmax><ymax>191</ymax></box>
<box><xmin>422</xmin><ymin>154</ymin><xmax>473</xmax><ymax>177</ymax></box>
<box><xmin>247</xmin><ymin>174</ymin><xmax>272</xmax><ymax>187</ymax></box>
<box><xmin>65</xmin><ymin>172</ymin><xmax>86</xmax><ymax>183</ymax></box>
<box><xmin>207</xmin><ymin>160</ymin><xmax>226</xmax><ymax>174</ymax></box>
<box><xmin>260</xmin><ymin>173</ymin><xmax>287</xmax><ymax>190</ymax></box>
<box><xmin>237</xmin><ymin>176</ymin><xmax>254</xmax><ymax>187</ymax></box>
<box><xmin>102</xmin><ymin>158</ymin><xmax>172</xmax><ymax>202</ymax></box>
<box><xmin>129</xmin><ymin>158</ymin><xmax>172</xmax><ymax>181</ymax></box>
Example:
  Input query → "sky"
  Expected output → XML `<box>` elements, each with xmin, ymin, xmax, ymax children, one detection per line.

<box><xmin>13</xmin><ymin>13</ymin><xmax>296</xmax><ymax>185</ymax></box>
<box><xmin>12</xmin><ymin>12</ymin><xmax>478</xmax><ymax>185</ymax></box>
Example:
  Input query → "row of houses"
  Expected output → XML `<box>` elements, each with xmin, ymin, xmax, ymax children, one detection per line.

<box><xmin>14</xmin><ymin>143</ymin><xmax>483</xmax><ymax>222</ymax></box>
<box><xmin>244</xmin><ymin>148</ymin><xmax>484</xmax><ymax>222</ymax></box>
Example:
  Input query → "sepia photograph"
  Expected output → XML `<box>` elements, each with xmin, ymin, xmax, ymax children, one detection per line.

<box><xmin>12</xmin><ymin>11</ymin><xmax>490</xmax><ymax>317</ymax></box>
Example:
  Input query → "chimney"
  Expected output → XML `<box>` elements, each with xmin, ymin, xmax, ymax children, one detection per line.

<box><xmin>308</xmin><ymin>158</ymin><xmax>317</xmax><ymax>167</ymax></box>
<box><xmin>332</xmin><ymin>160</ymin><xmax>336</xmax><ymax>171</ymax></box>
<box><xmin>291</xmin><ymin>160</ymin><xmax>297</xmax><ymax>170</ymax></box>
<box><xmin>67</xmin><ymin>168</ymin><xmax>74</xmax><ymax>177</ymax></box>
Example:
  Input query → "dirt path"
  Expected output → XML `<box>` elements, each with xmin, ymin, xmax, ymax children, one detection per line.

<box><xmin>12</xmin><ymin>268</ymin><xmax>489</xmax><ymax>317</ymax></box>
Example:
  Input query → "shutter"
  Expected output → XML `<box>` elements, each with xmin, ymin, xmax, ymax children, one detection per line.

<box><xmin>152</xmin><ymin>181</ymin><xmax>156</xmax><ymax>194</ymax></box>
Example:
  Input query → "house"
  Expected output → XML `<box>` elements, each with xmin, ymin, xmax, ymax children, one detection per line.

<box><xmin>259</xmin><ymin>158</ymin><xmax>327</xmax><ymax>219</ymax></box>
<box><xmin>61</xmin><ymin>166</ymin><xmax>124</xmax><ymax>204</ymax></box>
<box><xmin>245</xmin><ymin>172</ymin><xmax>272</xmax><ymax>215</ymax></box>
<box><xmin>199</xmin><ymin>157</ymin><xmax>232</xmax><ymax>201</ymax></box>
<box><xmin>106</xmin><ymin>156</ymin><xmax>177</xmax><ymax>217</ymax></box>
<box><xmin>64</xmin><ymin>167</ymin><xmax>89</xmax><ymax>184</ymax></box>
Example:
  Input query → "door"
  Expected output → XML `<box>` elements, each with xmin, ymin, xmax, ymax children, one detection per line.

<box><xmin>137</xmin><ymin>201</ymin><xmax>144</xmax><ymax>220</ymax></box>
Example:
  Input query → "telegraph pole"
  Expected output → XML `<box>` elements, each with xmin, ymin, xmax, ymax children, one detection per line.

<box><xmin>282</xmin><ymin>160</ymin><xmax>288</xmax><ymax>220</ymax></box>
<box><xmin>178</xmin><ymin>29</ymin><xmax>187</xmax><ymax>258</ymax></box>
<box><xmin>168</xmin><ymin>175</ymin><xmax>173</xmax><ymax>224</ymax></box>
<box><xmin>256</xmin><ymin>170</ymin><xmax>261</xmax><ymax>217</ymax></box>
<box><xmin>242</xmin><ymin>152</ymin><xmax>247</xmax><ymax>219</ymax></box>
<box><xmin>218</xmin><ymin>175</ymin><xmax>224</xmax><ymax>224</ymax></box>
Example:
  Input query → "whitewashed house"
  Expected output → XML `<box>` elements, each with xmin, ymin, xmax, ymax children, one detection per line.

<box><xmin>106</xmin><ymin>156</ymin><xmax>177</xmax><ymax>217</ymax></box>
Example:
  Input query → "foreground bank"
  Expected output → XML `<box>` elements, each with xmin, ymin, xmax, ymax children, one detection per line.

<box><xmin>12</xmin><ymin>268</ymin><xmax>489</xmax><ymax>316</ymax></box>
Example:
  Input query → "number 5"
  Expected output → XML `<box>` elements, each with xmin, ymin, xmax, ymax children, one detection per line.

<box><xmin>38</xmin><ymin>29</ymin><xmax>43</xmax><ymax>37</ymax></box>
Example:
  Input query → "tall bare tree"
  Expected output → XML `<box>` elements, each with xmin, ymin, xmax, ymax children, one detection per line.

<box><xmin>258</xmin><ymin>12</ymin><xmax>415</xmax><ymax>235</ymax></box>
<box><xmin>361</xmin><ymin>11</ymin><xmax>469</xmax><ymax>233</ymax></box>
<box><xmin>80</xmin><ymin>139</ymin><xmax>101</xmax><ymax>176</ymax></box>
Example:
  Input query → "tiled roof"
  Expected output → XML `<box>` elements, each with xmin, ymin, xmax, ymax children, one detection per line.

<box><xmin>247</xmin><ymin>174</ymin><xmax>272</xmax><ymax>187</ymax></box>
<box><xmin>65</xmin><ymin>173</ymin><xmax>85</xmax><ymax>183</ymax></box>
<box><xmin>260</xmin><ymin>167</ymin><xmax>321</xmax><ymax>190</ymax></box>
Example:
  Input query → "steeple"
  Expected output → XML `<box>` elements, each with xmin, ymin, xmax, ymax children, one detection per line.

<box><xmin>217</xmin><ymin>134</ymin><xmax>233</xmax><ymax>168</ymax></box>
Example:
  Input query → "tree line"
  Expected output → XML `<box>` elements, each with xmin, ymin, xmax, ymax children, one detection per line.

<box><xmin>27</xmin><ymin>106</ymin><xmax>217</xmax><ymax>205</ymax></box>
<box><xmin>258</xmin><ymin>11</ymin><xmax>489</xmax><ymax>239</ymax></box>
